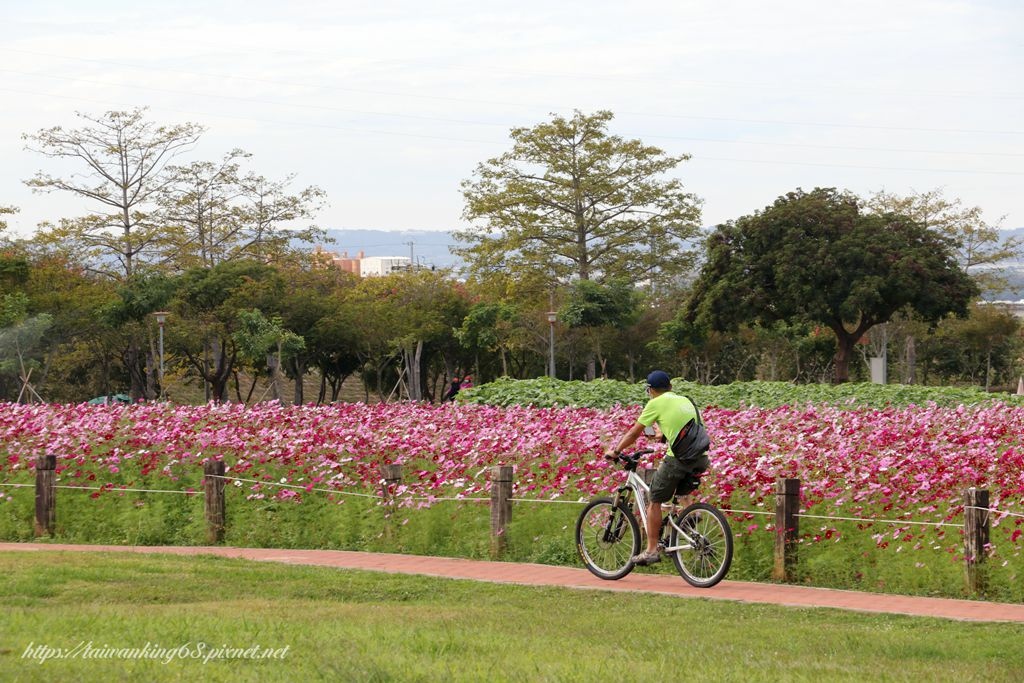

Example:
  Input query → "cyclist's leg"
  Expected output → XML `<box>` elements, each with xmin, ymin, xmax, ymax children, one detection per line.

<box><xmin>669</xmin><ymin>456</ymin><xmax>710</xmax><ymax>536</ymax></box>
<box><xmin>645</xmin><ymin>457</ymin><xmax>688</xmax><ymax>554</ymax></box>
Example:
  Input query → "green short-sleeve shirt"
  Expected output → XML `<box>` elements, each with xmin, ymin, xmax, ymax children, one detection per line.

<box><xmin>637</xmin><ymin>391</ymin><xmax>698</xmax><ymax>456</ymax></box>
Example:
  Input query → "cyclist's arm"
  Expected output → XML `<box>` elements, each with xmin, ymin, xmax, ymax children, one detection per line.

<box><xmin>604</xmin><ymin>422</ymin><xmax>646</xmax><ymax>459</ymax></box>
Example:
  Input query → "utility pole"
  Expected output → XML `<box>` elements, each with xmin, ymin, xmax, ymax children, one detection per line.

<box><xmin>406</xmin><ymin>241</ymin><xmax>415</xmax><ymax>271</ymax></box>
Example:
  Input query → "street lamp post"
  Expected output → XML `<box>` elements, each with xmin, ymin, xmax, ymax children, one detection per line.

<box><xmin>154</xmin><ymin>311</ymin><xmax>169</xmax><ymax>399</ymax></box>
<box><xmin>546</xmin><ymin>311</ymin><xmax>557</xmax><ymax>378</ymax></box>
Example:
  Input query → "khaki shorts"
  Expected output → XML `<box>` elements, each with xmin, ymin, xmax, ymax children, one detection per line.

<box><xmin>650</xmin><ymin>454</ymin><xmax>710</xmax><ymax>504</ymax></box>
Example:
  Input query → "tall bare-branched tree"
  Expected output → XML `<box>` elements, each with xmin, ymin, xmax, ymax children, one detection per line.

<box><xmin>23</xmin><ymin>108</ymin><xmax>204</xmax><ymax>280</ymax></box>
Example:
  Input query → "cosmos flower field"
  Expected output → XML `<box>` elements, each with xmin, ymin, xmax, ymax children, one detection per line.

<box><xmin>2</xmin><ymin>400</ymin><xmax>1023</xmax><ymax>596</ymax></box>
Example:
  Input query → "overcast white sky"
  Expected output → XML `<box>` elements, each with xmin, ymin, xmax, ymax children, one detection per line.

<box><xmin>1</xmin><ymin>0</ymin><xmax>1022</xmax><ymax>239</ymax></box>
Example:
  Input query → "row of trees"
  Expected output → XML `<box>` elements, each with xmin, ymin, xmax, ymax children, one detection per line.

<box><xmin>1</xmin><ymin>109</ymin><xmax>1021</xmax><ymax>404</ymax></box>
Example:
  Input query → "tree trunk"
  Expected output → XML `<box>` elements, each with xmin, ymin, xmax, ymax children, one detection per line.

<box><xmin>126</xmin><ymin>342</ymin><xmax>147</xmax><ymax>401</ymax></box>
<box><xmin>405</xmin><ymin>340</ymin><xmax>424</xmax><ymax>401</ymax></box>
<box><xmin>985</xmin><ymin>349</ymin><xmax>992</xmax><ymax>392</ymax></box>
<box><xmin>267</xmin><ymin>351</ymin><xmax>281</xmax><ymax>402</ymax></box>
<box><xmin>833</xmin><ymin>334</ymin><xmax>856</xmax><ymax>384</ymax></box>
<box><xmin>293</xmin><ymin>357</ymin><xmax>304</xmax><ymax>405</ymax></box>
<box><xmin>144</xmin><ymin>348</ymin><xmax>157</xmax><ymax>400</ymax></box>
<box><xmin>209</xmin><ymin>338</ymin><xmax>233</xmax><ymax>402</ymax></box>
<box><xmin>903</xmin><ymin>336</ymin><xmax>917</xmax><ymax>385</ymax></box>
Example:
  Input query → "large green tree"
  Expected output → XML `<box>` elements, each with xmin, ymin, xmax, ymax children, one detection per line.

<box><xmin>455</xmin><ymin>110</ymin><xmax>702</xmax><ymax>287</ymax></box>
<box><xmin>687</xmin><ymin>188</ymin><xmax>978</xmax><ymax>383</ymax></box>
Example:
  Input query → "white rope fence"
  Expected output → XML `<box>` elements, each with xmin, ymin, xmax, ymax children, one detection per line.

<box><xmin>0</xmin><ymin>482</ymin><xmax>197</xmax><ymax>495</ymax></box>
<box><xmin>206</xmin><ymin>474</ymin><xmax>379</xmax><ymax>499</ymax></box>
<box><xmin>4</xmin><ymin>478</ymin><xmax>1024</xmax><ymax>529</ymax></box>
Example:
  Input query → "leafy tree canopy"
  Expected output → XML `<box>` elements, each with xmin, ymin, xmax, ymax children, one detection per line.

<box><xmin>455</xmin><ymin>110</ymin><xmax>702</xmax><ymax>288</ymax></box>
<box><xmin>560</xmin><ymin>278</ymin><xmax>639</xmax><ymax>330</ymax></box>
<box><xmin>687</xmin><ymin>187</ymin><xmax>978</xmax><ymax>383</ymax></box>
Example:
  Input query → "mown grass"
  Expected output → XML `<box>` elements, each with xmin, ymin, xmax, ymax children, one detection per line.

<box><xmin>2</xmin><ymin>551</ymin><xmax>1024</xmax><ymax>682</ymax></box>
<box><xmin>3</xmin><ymin>484</ymin><xmax>1023</xmax><ymax>604</ymax></box>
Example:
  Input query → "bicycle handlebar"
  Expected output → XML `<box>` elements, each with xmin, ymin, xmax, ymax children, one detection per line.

<box><xmin>608</xmin><ymin>448</ymin><xmax>656</xmax><ymax>471</ymax></box>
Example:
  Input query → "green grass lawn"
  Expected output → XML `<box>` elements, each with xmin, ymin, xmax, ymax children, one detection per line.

<box><xmin>2</xmin><ymin>552</ymin><xmax>1023</xmax><ymax>682</ymax></box>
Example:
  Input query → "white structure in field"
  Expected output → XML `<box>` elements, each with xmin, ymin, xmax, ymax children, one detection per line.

<box><xmin>360</xmin><ymin>256</ymin><xmax>411</xmax><ymax>277</ymax></box>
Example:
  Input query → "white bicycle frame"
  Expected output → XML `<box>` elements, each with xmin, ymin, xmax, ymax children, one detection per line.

<box><xmin>618</xmin><ymin>466</ymin><xmax>694</xmax><ymax>553</ymax></box>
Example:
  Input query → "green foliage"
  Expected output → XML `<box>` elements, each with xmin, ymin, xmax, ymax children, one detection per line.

<box><xmin>456</xmin><ymin>301</ymin><xmax>517</xmax><ymax>352</ymax></box>
<box><xmin>457</xmin><ymin>376</ymin><xmax>1024</xmax><ymax>409</ymax></box>
<box><xmin>233</xmin><ymin>309</ymin><xmax>305</xmax><ymax>364</ymax></box>
<box><xmin>101</xmin><ymin>273</ymin><xmax>176</xmax><ymax>327</ymax></box>
<box><xmin>867</xmin><ymin>188</ymin><xmax>1023</xmax><ymax>296</ymax></box>
<box><xmin>0</xmin><ymin>292</ymin><xmax>53</xmax><ymax>381</ymax></box>
<box><xmin>0</xmin><ymin>254</ymin><xmax>29</xmax><ymax>289</ymax></box>
<box><xmin>456</xmin><ymin>376</ymin><xmax>644</xmax><ymax>408</ymax></box>
<box><xmin>689</xmin><ymin>187</ymin><xmax>979</xmax><ymax>382</ymax></box>
<box><xmin>559</xmin><ymin>278</ymin><xmax>638</xmax><ymax>329</ymax></box>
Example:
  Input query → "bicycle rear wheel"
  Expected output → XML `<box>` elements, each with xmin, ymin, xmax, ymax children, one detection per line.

<box><xmin>667</xmin><ymin>502</ymin><xmax>733</xmax><ymax>588</ymax></box>
<box><xmin>575</xmin><ymin>497</ymin><xmax>640</xmax><ymax>580</ymax></box>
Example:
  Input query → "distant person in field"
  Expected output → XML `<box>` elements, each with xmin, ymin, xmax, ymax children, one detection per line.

<box><xmin>461</xmin><ymin>375</ymin><xmax>473</xmax><ymax>389</ymax></box>
<box><xmin>443</xmin><ymin>376</ymin><xmax>462</xmax><ymax>403</ymax></box>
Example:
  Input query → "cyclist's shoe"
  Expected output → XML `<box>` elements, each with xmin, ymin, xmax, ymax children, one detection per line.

<box><xmin>631</xmin><ymin>549</ymin><xmax>662</xmax><ymax>566</ymax></box>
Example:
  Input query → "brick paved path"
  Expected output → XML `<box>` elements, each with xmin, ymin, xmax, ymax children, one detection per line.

<box><xmin>4</xmin><ymin>542</ymin><xmax>1023</xmax><ymax>623</ymax></box>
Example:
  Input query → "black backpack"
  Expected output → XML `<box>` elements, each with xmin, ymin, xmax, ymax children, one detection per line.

<box><xmin>670</xmin><ymin>396</ymin><xmax>710</xmax><ymax>462</ymax></box>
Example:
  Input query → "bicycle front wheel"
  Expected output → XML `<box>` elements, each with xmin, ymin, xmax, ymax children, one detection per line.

<box><xmin>575</xmin><ymin>497</ymin><xmax>640</xmax><ymax>580</ymax></box>
<box><xmin>667</xmin><ymin>502</ymin><xmax>733</xmax><ymax>588</ymax></box>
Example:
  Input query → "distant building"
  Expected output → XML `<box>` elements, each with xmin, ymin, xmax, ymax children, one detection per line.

<box><xmin>360</xmin><ymin>256</ymin><xmax>411</xmax><ymax>277</ymax></box>
<box><xmin>312</xmin><ymin>246</ymin><xmax>412</xmax><ymax>277</ymax></box>
<box><xmin>313</xmin><ymin>246</ymin><xmax>363</xmax><ymax>274</ymax></box>
<box><xmin>982</xmin><ymin>300</ymin><xmax>1024</xmax><ymax>319</ymax></box>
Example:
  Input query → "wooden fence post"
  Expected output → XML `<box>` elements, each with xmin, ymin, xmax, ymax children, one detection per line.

<box><xmin>773</xmin><ymin>478</ymin><xmax>800</xmax><ymax>582</ymax></box>
<box><xmin>34</xmin><ymin>454</ymin><xmax>57</xmax><ymax>537</ymax></box>
<box><xmin>964</xmin><ymin>487</ymin><xmax>990</xmax><ymax>596</ymax></box>
<box><xmin>380</xmin><ymin>464</ymin><xmax>403</xmax><ymax>539</ymax></box>
<box><xmin>490</xmin><ymin>465</ymin><xmax>514</xmax><ymax>559</ymax></box>
<box><xmin>203</xmin><ymin>460</ymin><xmax>226</xmax><ymax>544</ymax></box>
<box><xmin>381</xmin><ymin>464</ymin><xmax>403</xmax><ymax>506</ymax></box>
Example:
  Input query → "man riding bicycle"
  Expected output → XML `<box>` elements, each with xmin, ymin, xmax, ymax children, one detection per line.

<box><xmin>604</xmin><ymin>370</ymin><xmax>711</xmax><ymax>566</ymax></box>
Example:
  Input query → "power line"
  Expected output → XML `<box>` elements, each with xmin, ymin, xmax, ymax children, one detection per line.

<box><xmin>5</xmin><ymin>44</ymin><xmax>1022</xmax><ymax>101</ymax></box>
<box><xmin>6</xmin><ymin>66</ymin><xmax>1021</xmax><ymax>159</ymax></box>
<box><xmin>0</xmin><ymin>87</ymin><xmax>501</xmax><ymax>145</ymax></box>
<box><xmin>693</xmin><ymin>155</ymin><xmax>1024</xmax><ymax>176</ymax></box>
<box><xmin>5</xmin><ymin>85</ymin><xmax>1020</xmax><ymax>179</ymax></box>
<box><xmin>3</xmin><ymin>47</ymin><xmax>1023</xmax><ymax>136</ymax></box>
<box><xmin>0</xmin><ymin>67</ymin><xmax>509</xmax><ymax>130</ymax></box>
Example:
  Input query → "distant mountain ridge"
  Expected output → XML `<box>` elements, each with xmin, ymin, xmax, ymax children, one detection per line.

<box><xmin>292</xmin><ymin>227</ymin><xmax>1024</xmax><ymax>294</ymax></box>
